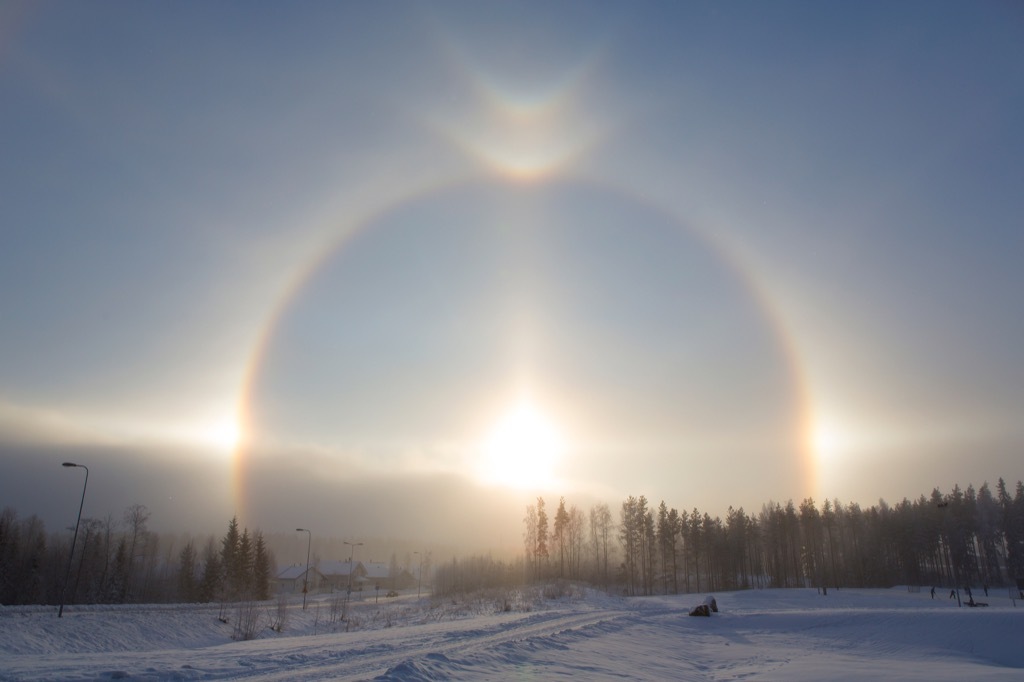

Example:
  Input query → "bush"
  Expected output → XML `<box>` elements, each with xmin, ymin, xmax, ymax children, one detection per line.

<box><xmin>268</xmin><ymin>594</ymin><xmax>289</xmax><ymax>633</ymax></box>
<box><xmin>233</xmin><ymin>599</ymin><xmax>264</xmax><ymax>640</ymax></box>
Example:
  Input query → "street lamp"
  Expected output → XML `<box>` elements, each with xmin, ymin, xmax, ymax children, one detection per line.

<box><xmin>414</xmin><ymin>551</ymin><xmax>422</xmax><ymax>600</ymax></box>
<box><xmin>58</xmin><ymin>462</ymin><xmax>88</xmax><ymax>618</ymax></box>
<box><xmin>296</xmin><ymin>528</ymin><xmax>312</xmax><ymax>610</ymax></box>
<box><xmin>343</xmin><ymin>541</ymin><xmax>363</xmax><ymax>599</ymax></box>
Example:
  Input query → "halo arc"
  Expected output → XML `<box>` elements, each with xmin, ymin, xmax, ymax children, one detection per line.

<box><xmin>230</xmin><ymin>173</ymin><xmax>819</xmax><ymax>520</ymax></box>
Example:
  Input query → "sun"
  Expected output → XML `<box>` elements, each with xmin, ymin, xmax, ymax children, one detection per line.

<box><xmin>811</xmin><ymin>418</ymin><xmax>850</xmax><ymax>462</ymax></box>
<box><xmin>202</xmin><ymin>417</ymin><xmax>242</xmax><ymax>452</ymax></box>
<box><xmin>478</xmin><ymin>401</ymin><xmax>565</xmax><ymax>490</ymax></box>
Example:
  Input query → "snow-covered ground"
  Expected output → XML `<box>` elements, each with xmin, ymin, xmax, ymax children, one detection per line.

<box><xmin>2</xmin><ymin>587</ymin><xmax>1021</xmax><ymax>681</ymax></box>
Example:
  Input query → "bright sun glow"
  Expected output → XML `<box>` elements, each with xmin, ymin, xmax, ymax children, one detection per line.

<box><xmin>203</xmin><ymin>418</ymin><xmax>242</xmax><ymax>452</ymax></box>
<box><xmin>812</xmin><ymin>419</ymin><xmax>847</xmax><ymax>461</ymax></box>
<box><xmin>478</xmin><ymin>401</ymin><xmax>565</xmax><ymax>489</ymax></box>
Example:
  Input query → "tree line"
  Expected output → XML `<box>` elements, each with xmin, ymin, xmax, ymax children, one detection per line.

<box><xmin>6</xmin><ymin>477</ymin><xmax>1023</xmax><ymax>606</ymax></box>
<box><xmin>523</xmin><ymin>478</ymin><xmax>1024</xmax><ymax>595</ymax></box>
<box><xmin>0</xmin><ymin>507</ymin><xmax>273</xmax><ymax>606</ymax></box>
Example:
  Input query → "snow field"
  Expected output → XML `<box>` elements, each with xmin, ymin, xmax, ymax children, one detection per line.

<box><xmin>1</xmin><ymin>587</ymin><xmax>1021</xmax><ymax>681</ymax></box>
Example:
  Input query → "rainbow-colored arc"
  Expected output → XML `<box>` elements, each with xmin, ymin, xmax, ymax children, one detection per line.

<box><xmin>228</xmin><ymin>172</ymin><xmax>819</xmax><ymax>522</ymax></box>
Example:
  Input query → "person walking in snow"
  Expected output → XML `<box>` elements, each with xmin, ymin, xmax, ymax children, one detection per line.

<box><xmin>930</xmin><ymin>586</ymin><xmax>935</xmax><ymax>599</ymax></box>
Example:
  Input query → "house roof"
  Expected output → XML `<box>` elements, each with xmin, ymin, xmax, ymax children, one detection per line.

<box><xmin>362</xmin><ymin>562</ymin><xmax>391</xmax><ymax>579</ymax></box>
<box><xmin>276</xmin><ymin>564</ymin><xmax>322</xmax><ymax>581</ymax></box>
<box><xmin>360</xmin><ymin>562</ymin><xmax>415</xmax><ymax>581</ymax></box>
<box><xmin>318</xmin><ymin>560</ymin><xmax>363</xmax><ymax>577</ymax></box>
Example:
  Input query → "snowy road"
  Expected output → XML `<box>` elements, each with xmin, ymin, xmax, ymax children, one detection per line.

<box><xmin>2</xmin><ymin>604</ymin><xmax>634</xmax><ymax>681</ymax></box>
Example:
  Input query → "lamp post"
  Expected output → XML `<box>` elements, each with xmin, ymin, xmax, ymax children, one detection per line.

<box><xmin>58</xmin><ymin>462</ymin><xmax>88</xmax><ymax>618</ymax></box>
<box><xmin>296</xmin><ymin>528</ymin><xmax>312</xmax><ymax>610</ymax></box>
<box><xmin>343</xmin><ymin>541</ymin><xmax>363</xmax><ymax>600</ymax></box>
<box><xmin>414</xmin><ymin>551</ymin><xmax>422</xmax><ymax>600</ymax></box>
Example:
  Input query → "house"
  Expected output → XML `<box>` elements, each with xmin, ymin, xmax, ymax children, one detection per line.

<box><xmin>275</xmin><ymin>564</ymin><xmax>326</xmax><ymax>595</ymax></box>
<box><xmin>393</xmin><ymin>568</ymin><xmax>416</xmax><ymax>590</ymax></box>
<box><xmin>318</xmin><ymin>560</ymin><xmax>367</xmax><ymax>593</ymax></box>
<box><xmin>362</xmin><ymin>562</ymin><xmax>417</xmax><ymax>591</ymax></box>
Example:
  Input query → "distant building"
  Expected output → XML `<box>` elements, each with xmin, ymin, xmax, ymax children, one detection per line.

<box><xmin>278</xmin><ymin>559</ymin><xmax>417</xmax><ymax>595</ymax></box>
<box><xmin>275</xmin><ymin>565</ymin><xmax>327</xmax><ymax>595</ymax></box>
<box><xmin>362</xmin><ymin>561</ymin><xmax>416</xmax><ymax>591</ymax></box>
<box><xmin>318</xmin><ymin>560</ymin><xmax>367</xmax><ymax>593</ymax></box>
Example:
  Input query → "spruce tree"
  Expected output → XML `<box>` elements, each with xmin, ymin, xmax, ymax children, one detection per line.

<box><xmin>107</xmin><ymin>537</ymin><xmax>129</xmax><ymax>603</ymax></box>
<box><xmin>221</xmin><ymin>517</ymin><xmax>241</xmax><ymax>600</ymax></box>
<box><xmin>252</xmin><ymin>531</ymin><xmax>272</xmax><ymax>601</ymax></box>
<box><xmin>200</xmin><ymin>540</ymin><xmax>223</xmax><ymax>604</ymax></box>
<box><xmin>237</xmin><ymin>529</ymin><xmax>253</xmax><ymax>598</ymax></box>
<box><xmin>178</xmin><ymin>541</ymin><xmax>198</xmax><ymax>602</ymax></box>
<box><xmin>0</xmin><ymin>508</ymin><xmax>20</xmax><ymax>605</ymax></box>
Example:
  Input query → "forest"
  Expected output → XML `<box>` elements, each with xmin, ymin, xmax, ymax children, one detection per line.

<box><xmin>0</xmin><ymin>509</ymin><xmax>272</xmax><ymax>607</ymax></box>
<box><xmin>3</xmin><ymin>478</ymin><xmax>1023</xmax><ymax>606</ymax></box>
<box><xmin>437</xmin><ymin>478</ymin><xmax>1024</xmax><ymax>599</ymax></box>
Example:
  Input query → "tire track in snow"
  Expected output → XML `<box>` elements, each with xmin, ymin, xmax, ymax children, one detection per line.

<box><xmin>235</xmin><ymin>608</ymin><xmax>632</xmax><ymax>681</ymax></box>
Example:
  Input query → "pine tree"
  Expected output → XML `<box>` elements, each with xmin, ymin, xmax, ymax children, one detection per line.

<box><xmin>997</xmin><ymin>478</ymin><xmax>1024</xmax><ymax>580</ymax></box>
<box><xmin>200</xmin><ymin>539</ymin><xmax>223</xmax><ymax>604</ymax></box>
<box><xmin>178</xmin><ymin>541</ymin><xmax>197</xmax><ymax>602</ymax></box>
<box><xmin>588</xmin><ymin>503</ymin><xmax>612</xmax><ymax>588</ymax></box>
<box><xmin>688</xmin><ymin>508</ymin><xmax>703</xmax><ymax>591</ymax></box>
<box><xmin>1015</xmin><ymin>482</ymin><xmax>1024</xmax><ymax>580</ymax></box>
<box><xmin>799</xmin><ymin>498</ymin><xmax>824</xmax><ymax>591</ymax></box>
<box><xmin>107</xmin><ymin>536</ymin><xmax>129</xmax><ymax>603</ymax></box>
<box><xmin>0</xmin><ymin>508</ymin><xmax>20</xmax><ymax>605</ymax></box>
<box><xmin>641</xmin><ymin>498</ymin><xmax>655</xmax><ymax>595</ymax></box>
<box><xmin>252</xmin><ymin>531</ymin><xmax>272</xmax><ymax>601</ymax></box>
<box><xmin>221</xmin><ymin>517</ymin><xmax>241</xmax><ymax>600</ymax></box>
<box><xmin>821</xmin><ymin>500</ymin><xmax>839</xmax><ymax>590</ymax></box>
<box><xmin>237</xmin><ymin>529</ymin><xmax>253</xmax><ymax>598</ymax></box>
<box><xmin>567</xmin><ymin>504</ymin><xmax>585</xmax><ymax>579</ymax></box>
<box><xmin>523</xmin><ymin>503</ymin><xmax>538</xmax><ymax>581</ymax></box>
<box><xmin>657</xmin><ymin>502</ymin><xmax>680</xmax><ymax>594</ymax></box>
<box><xmin>17</xmin><ymin>516</ymin><xmax>47</xmax><ymax>606</ymax></box>
<box><xmin>974</xmin><ymin>483</ymin><xmax>1002</xmax><ymax>586</ymax></box>
<box><xmin>619</xmin><ymin>496</ymin><xmax>641</xmax><ymax>595</ymax></box>
<box><xmin>536</xmin><ymin>497</ymin><xmax>549</xmax><ymax>577</ymax></box>
<box><xmin>553</xmin><ymin>497</ymin><xmax>569</xmax><ymax>578</ymax></box>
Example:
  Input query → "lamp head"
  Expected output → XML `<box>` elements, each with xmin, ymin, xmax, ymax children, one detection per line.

<box><xmin>62</xmin><ymin>462</ymin><xmax>78</xmax><ymax>467</ymax></box>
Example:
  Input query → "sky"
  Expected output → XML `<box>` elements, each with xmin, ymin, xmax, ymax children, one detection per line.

<box><xmin>1</xmin><ymin>1</ymin><xmax>1022</xmax><ymax>554</ymax></box>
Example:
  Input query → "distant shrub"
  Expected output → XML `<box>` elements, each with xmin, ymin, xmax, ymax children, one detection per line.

<box><xmin>268</xmin><ymin>594</ymin><xmax>289</xmax><ymax>633</ymax></box>
<box><xmin>233</xmin><ymin>599</ymin><xmax>263</xmax><ymax>640</ymax></box>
